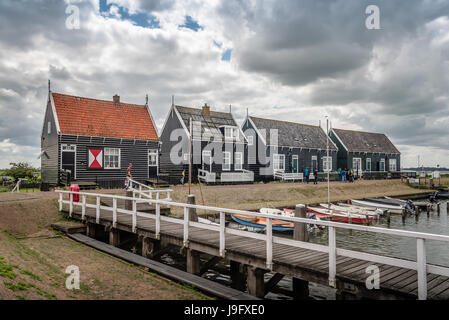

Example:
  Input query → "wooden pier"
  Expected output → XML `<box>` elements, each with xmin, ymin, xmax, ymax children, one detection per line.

<box><xmin>57</xmin><ymin>186</ymin><xmax>449</xmax><ymax>300</ymax></box>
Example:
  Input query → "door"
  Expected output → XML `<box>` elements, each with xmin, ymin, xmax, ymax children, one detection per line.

<box><xmin>202</xmin><ymin>150</ymin><xmax>212</xmax><ymax>172</ymax></box>
<box><xmin>61</xmin><ymin>144</ymin><xmax>76</xmax><ymax>179</ymax></box>
<box><xmin>292</xmin><ymin>155</ymin><xmax>298</xmax><ymax>173</ymax></box>
<box><xmin>148</xmin><ymin>149</ymin><xmax>158</xmax><ymax>179</ymax></box>
<box><xmin>311</xmin><ymin>155</ymin><xmax>318</xmax><ymax>172</ymax></box>
<box><xmin>352</xmin><ymin>157</ymin><xmax>362</xmax><ymax>177</ymax></box>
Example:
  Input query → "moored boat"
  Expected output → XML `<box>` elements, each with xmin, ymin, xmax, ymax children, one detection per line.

<box><xmin>230</xmin><ymin>213</ymin><xmax>294</xmax><ymax>231</ymax></box>
<box><xmin>307</xmin><ymin>206</ymin><xmax>373</xmax><ymax>224</ymax></box>
<box><xmin>350</xmin><ymin>199</ymin><xmax>404</xmax><ymax>214</ymax></box>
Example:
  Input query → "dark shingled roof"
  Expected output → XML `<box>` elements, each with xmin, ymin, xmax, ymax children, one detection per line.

<box><xmin>249</xmin><ymin>116</ymin><xmax>337</xmax><ymax>150</ymax></box>
<box><xmin>175</xmin><ymin>105</ymin><xmax>244</xmax><ymax>141</ymax></box>
<box><xmin>332</xmin><ymin>128</ymin><xmax>400</xmax><ymax>154</ymax></box>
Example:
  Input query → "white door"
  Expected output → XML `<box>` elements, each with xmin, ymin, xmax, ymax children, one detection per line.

<box><xmin>352</xmin><ymin>157</ymin><xmax>362</xmax><ymax>177</ymax></box>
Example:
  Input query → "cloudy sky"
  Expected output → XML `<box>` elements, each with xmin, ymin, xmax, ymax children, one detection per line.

<box><xmin>1</xmin><ymin>0</ymin><xmax>449</xmax><ymax>169</ymax></box>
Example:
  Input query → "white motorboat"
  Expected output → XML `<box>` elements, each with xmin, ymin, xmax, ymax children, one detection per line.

<box><xmin>350</xmin><ymin>199</ymin><xmax>404</xmax><ymax>214</ymax></box>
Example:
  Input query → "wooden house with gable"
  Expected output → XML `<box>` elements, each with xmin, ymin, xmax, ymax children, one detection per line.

<box><xmin>159</xmin><ymin>103</ymin><xmax>253</xmax><ymax>184</ymax></box>
<box><xmin>40</xmin><ymin>87</ymin><xmax>160</xmax><ymax>190</ymax></box>
<box><xmin>241</xmin><ymin>116</ymin><xmax>338</xmax><ymax>182</ymax></box>
<box><xmin>329</xmin><ymin>128</ymin><xmax>401</xmax><ymax>178</ymax></box>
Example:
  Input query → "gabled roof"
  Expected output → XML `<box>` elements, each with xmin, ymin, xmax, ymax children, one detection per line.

<box><xmin>331</xmin><ymin>128</ymin><xmax>400</xmax><ymax>154</ymax></box>
<box><xmin>174</xmin><ymin>105</ymin><xmax>244</xmax><ymax>142</ymax></box>
<box><xmin>249</xmin><ymin>116</ymin><xmax>338</xmax><ymax>150</ymax></box>
<box><xmin>51</xmin><ymin>92</ymin><xmax>158</xmax><ymax>141</ymax></box>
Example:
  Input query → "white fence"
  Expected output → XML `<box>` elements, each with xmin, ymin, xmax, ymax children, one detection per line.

<box><xmin>127</xmin><ymin>178</ymin><xmax>172</xmax><ymax>202</ymax></box>
<box><xmin>221</xmin><ymin>169</ymin><xmax>254</xmax><ymax>183</ymax></box>
<box><xmin>198</xmin><ymin>169</ymin><xmax>216</xmax><ymax>183</ymax></box>
<box><xmin>56</xmin><ymin>189</ymin><xmax>449</xmax><ymax>300</ymax></box>
<box><xmin>274</xmin><ymin>171</ymin><xmax>304</xmax><ymax>181</ymax></box>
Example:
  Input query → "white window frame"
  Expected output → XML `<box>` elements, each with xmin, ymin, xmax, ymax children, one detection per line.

<box><xmin>47</xmin><ymin>121</ymin><xmax>51</xmax><ymax>134</ymax></box>
<box><xmin>148</xmin><ymin>149</ymin><xmax>158</xmax><ymax>167</ymax></box>
<box><xmin>273</xmin><ymin>154</ymin><xmax>285</xmax><ymax>171</ymax></box>
<box><xmin>60</xmin><ymin>144</ymin><xmax>76</xmax><ymax>179</ymax></box>
<box><xmin>380</xmin><ymin>158</ymin><xmax>385</xmax><ymax>172</ymax></box>
<box><xmin>292</xmin><ymin>155</ymin><xmax>298</xmax><ymax>173</ymax></box>
<box><xmin>104</xmin><ymin>148</ymin><xmax>121</xmax><ymax>169</ymax></box>
<box><xmin>322</xmin><ymin>156</ymin><xmax>332</xmax><ymax>172</ymax></box>
<box><xmin>235</xmin><ymin>152</ymin><xmax>243</xmax><ymax>171</ymax></box>
<box><xmin>223</xmin><ymin>151</ymin><xmax>231</xmax><ymax>171</ymax></box>
<box><xmin>224</xmin><ymin>127</ymin><xmax>233</xmax><ymax>140</ymax></box>
<box><xmin>202</xmin><ymin>150</ymin><xmax>212</xmax><ymax>172</ymax></box>
<box><xmin>183</xmin><ymin>153</ymin><xmax>190</xmax><ymax>163</ymax></box>
<box><xmin>247</xmin><ymin>135</ymin><xmax>254</xmax><ymax>146</ymax></box>
<box><xmin>366</xmin><ymin>158</ymin><xmax>371</xmax><ymax>172</ymax></box>
<box><xmin>389</xmin><ymin>158</ymin><xmax>397</xmax><ymax>172</ymax></box>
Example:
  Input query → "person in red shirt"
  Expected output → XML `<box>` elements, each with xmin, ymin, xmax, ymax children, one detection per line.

<box><xmin>125</xmin><ymin>163</ymin><xmax>133</xmax><ymax>189</ymax></box>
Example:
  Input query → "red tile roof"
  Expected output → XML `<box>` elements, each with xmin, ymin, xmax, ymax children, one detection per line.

<box><xmin>52</xmin><ymin>92</ymin><xmax>158</xmax><ymax>141</ymax></box>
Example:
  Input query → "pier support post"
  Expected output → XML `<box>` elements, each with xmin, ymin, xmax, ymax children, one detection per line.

<box><xmin>142</xmin><ymin>237</ymin><xmax>160</xmax><ymax>259</ymax></box>
<box><xmin>292</xmin><ymin>278</ymin><xmax>309</xmax><ymax>300</ymax></box>
<box><xmin>230</xmin><ymin>261</ymin><xmax>246</xmax><ymax>291</ymax></box>
<box><xmin>401</xmin><ymin>209</ymin><xmax>406</xmax><ymax>223</ymax></box>
<box><xmin>437</xmin><ymin>203</ymin><xmax>440</xmax><ymax>216</ymax></box>
<box><xmin>293</xmin><ymin>204</ymin><xmax>308</xmax><ymax>242</ymax></box>
<box><xmin>186</xmin><ymin>249</ymin><xmax>201</xmax><ymax>275</ymax></box>
<box><xmin>246</xmin><ymin>267</ymin><xmax>265</xmax><ymax>298</ymax></box>
<box><xmin>386</xmin><ymin>211</ymin><xmax>391</xmax><ymax>225</ymax></box>
<box><xmin>86</xmin><ymin>222</ymin><xmax>96</xmax><ymax>238</ymax></box>
<box><xmin>187</xmin><ymin>195</ymin><xmax>198</xmax><ymax>222</ymax></box>
<box><xmin>125</xmin><ymin>190</ymin><xmax>133</xmax><ymax>210</ymax></box>
<box><xmin>427</xmin><ymin>205</ymin><xmax>430</xmax><ymax>217</ymax></box>
<box><xmin>109</xmin><ymin>228</ymin><xmax>121</xmax><ymax>247</ymax></box>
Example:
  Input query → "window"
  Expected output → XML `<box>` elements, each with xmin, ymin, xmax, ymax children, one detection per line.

<box><xmin>247</xmin><ymin>135</ymin><xmax>254</xmax><ymax>146</ymax></box>
<box><xmin>104</xmin><ymin>148</ymin><xmax>120</xmax><ymax>169</ymax></box>
<box><xmin>223</xmin><ymin>152</ymin><xmax>231</xmax><ymax>171</ymax></box>
<box><xmin>148</xmin><ymin>149</ymin><xmax>157</xmax><ymax>166</ymax></box>
<box><xmin>61</xmin><ymin>145</ymin><xmax>76</xmax><ymax>152</ymax></box>
<box><xmin>225</xmin><ymin>127</ymin><xmax>233</xmax><ymax>140</ymax></box>
<box><xmin>380</xmin><ymin>158</ymin><xmax>385</xmax><ymax>172</ymax></box>
<box><xmin>366</xmin><ymin>158</ymin><xmax>371</xmax><ymax>172</ymax></box>
<box><xmin>273</xmin><ymin>154</ymin><xmax>285</xmax><ymax>171</ymax></box>
<box><xmin>233</xmin><ymin>128</ymin><xmax>239</xmax><ymax>140</ymax></box>
<box><xmin>183</xmin><ymin>153</ymin><xmax>189</xmax><ymax>162</ymax></box>
<box><xmin>322</xmin><ymin>156</ymin><xmax>332</xmax><ymax>172</ymax></box>
<box><xmin>47</xmin><ymin>121</ymin><xmax>51</xmax><ymax>134</ymax></box>
<box><xmin>235</xmin><ymin>152</ymin><xmax>243</xmax><ymax>170</ymax></box>
<box><xmin>389</xmin><ymin>158</ymin><xmax>397</xmax><ymax>172</ymax></box>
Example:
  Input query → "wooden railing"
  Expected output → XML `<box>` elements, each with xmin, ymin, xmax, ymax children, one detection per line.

<box><xmin>56</xmin><ymin>190</ymin><xmax>449</xmax><ymax>300</ymax></box>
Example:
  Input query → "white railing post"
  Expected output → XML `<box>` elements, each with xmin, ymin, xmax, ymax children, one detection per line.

<box><xmin>96</xmin><ymin>196</ymin><xmax>100</xmax><ymax>223</ymax></box>
<box><xmin>69</xmin><ymin>193</ymin><xmax>73</xmax><ymax>217</ymax></box>
<box><xmin>139</xmin><ymin>185</ymin><xmax>142</xmax><ymax>199</ymax></box>
<box><xmin>328</xmin><ymin>226</ymin><xmax>336</xmax><ymax>287</ymax></box>
<box><xmin>156</xmin><ymin>203</ymin><xmax>161</xmax><ymax>240</ymax></box>
<box><xmin>266</xmin><ymin>217</ymin><xmax>273</xmax><ymax>270</ymax></box>
<box><xmin>59</xmin><ymin>192</ymin><xmax>63</xmax><ymax>211</ymax></box>
<box><xmin>81</xmin><ymin>195</ymin><xmax>86</xmax><ymax>221</ymax></box>
<box><xmin>112</xmin><ymin>198</ymin><xmax>117</xmax><ymax>228</ymax></box>
<box><xmin>417</xmin><ymin>238</ymin><xmax>427</xmax><ymax>300</ymax></box>
<box><xmin>219</xmin><ymin>212</ymin><xmax>225</xmax><ymax>257</ymax></box>
<box><xmin>132</xmin><ymin>199</ymin><xmax>137</xmax><ymax>233</ymax></box>
<box><xmin>183</xmin><ymin>206</ymin><xmax>189</xmax><ymax>247</ymax></box>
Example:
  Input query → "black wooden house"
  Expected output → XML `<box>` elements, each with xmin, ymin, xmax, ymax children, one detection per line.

<box><xmin>329</xmin><ymin>128</ymin><xmax>401</xmax><ymax>178</ymax></box>
<box><xmin>159</xmin><ymin>104</ymin><xmax>253</xmax><ymax>184</ymax></box>
<box><xmin>40</xmin><ymin>89</ymin><xmax>160</xmax><ymax>189</ymax></box>
<box><xmin>241</xmin><ymin>116</ymin><xmax>338</xmax><ymax>181</ymax></box>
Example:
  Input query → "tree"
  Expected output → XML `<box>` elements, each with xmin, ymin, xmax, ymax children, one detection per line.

<box><xmin>3</xmin><ymin>162</ymin><xmax>38</xmax><ymax>182</ymax></box>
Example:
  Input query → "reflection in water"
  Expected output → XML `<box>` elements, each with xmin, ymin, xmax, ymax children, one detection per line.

<box><xmin>159</xmin><ymin>201</ymin><xmax>448</xmax><ymax>300</ymax></box>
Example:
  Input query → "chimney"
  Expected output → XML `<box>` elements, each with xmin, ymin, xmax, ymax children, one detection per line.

<box><xmin>202</xmin><ymin>103</ymin><xmax>210</xmax><ymax>117</ymax></box>
<box><xmin>113</xmin><ymin>94</ymin><xmax>120</xmax><ymax>106</ymax></box>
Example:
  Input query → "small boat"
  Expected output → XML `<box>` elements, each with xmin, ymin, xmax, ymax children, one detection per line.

<box><xmin>384</xmin><ymin>196</ymin><xmax>430</xmax><ymax>209</ymax></box>
<box><xmin>319</xmin><ymin>203</ymin><xmax>379</xmax><ymax>217</ymax></box>
<box><xmin>198</xmin><ymin>217</ymin><xmax>220</xmax><ymax>226</ymax></box>
<box><xmin>350</xmin><ymin>199</ymin><xmax>404</xmax><ymax>214</ymax></box>
<box><xmin>337</xmin><ymin>203</ymin><xmax>387</xmax><ymax>215</ymax></box>
<box><xmin>307</xmin><ymin>207</ymin><xmax>373</xmax><ymax>224</ymax></box>
<box><xmin>230</xmin><ymin>213</ymin><xmax>294</xmax><ymax>231</ymax></box>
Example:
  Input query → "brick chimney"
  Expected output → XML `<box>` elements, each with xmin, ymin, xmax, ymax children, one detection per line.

<box><xmin>202</xmin><ymin>103</ymin><xmax>210</xmax><ymax>117</ymax></box>
<box><xmin>113</xmin><ymin>94</ymin><xmax>120</xmax><ymax>106</ymax></box>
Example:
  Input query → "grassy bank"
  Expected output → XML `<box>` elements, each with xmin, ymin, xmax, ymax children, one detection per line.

<box><xmin>168</xmin><ymin>179</ymin><xmax>431</xmax><ymax>216</ymax></box>
<box><xmin>0</xmin><ymin>194</ymin><xmax>210</xmax><ymax>300</ymax></box>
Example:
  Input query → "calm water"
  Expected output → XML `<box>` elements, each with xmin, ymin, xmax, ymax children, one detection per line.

<box><xmin>159</xmin><ymin>201</ymin><xmax>449</xmax><ymax>300</ymax></box>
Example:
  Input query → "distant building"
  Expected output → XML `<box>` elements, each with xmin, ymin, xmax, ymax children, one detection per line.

<box><xmin>40</xmin><ymin>88</ymin><xmax>159</xmax><ymax>189</ymax></box>
<box><xmin>159</xmin><ymin>103</ymin><xmax>253</xmax><ymax>184</ymax></box>
<box><xmin>242</xmin><ymin>116</ymin><xmax>338</xmax><ymax>181</ymax></box>
<box><xmin>329</xmin><ymin>128</ymin><xmax>401</xmax><ymax>178</ymax></box>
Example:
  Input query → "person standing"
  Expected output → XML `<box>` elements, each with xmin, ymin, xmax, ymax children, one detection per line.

<box><xmin>337</xmin><ymin>168</ymin><xmax>342</xmax><ymax>181</ymax></box>
<box><xmin>342</xmin><ymin>168</ymin><xmax>346</xmax><ymax>182</ymax></box>
<box><xmin>305</xmin><ymin>167</ymin><xmax>310</xmax><ymax>184</ymax></box>
<box><xmin>313</xmin><ymin>168</ymin><xmax>318</xmax><ymax>184</ymax></box>
<box><xmin>125</xmin><ymin>163</ymin><xmax>133</xmax><ymax>189</ymax></box>
<box><xmin>180</xmin><ymin>170</ymin><xmax>185</xmax><ymax>185</ymax></box>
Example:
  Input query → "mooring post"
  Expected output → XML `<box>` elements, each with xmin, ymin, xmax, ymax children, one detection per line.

<box><xmin>386</xmin><ymin>211</ymin><xmax>391</xmax><ymax>225</ymax></box>
<box><xmin>230</xmin><ymin>260</ymin><xmax>246</xmax><ymax>291</ymax></box>
<box><xmin>437</xmin><ymin>202</ymin><xmax>441</xmax><ymax>216</ymax></box>
<box><xmin>86</xmin><ymin>222</ymin><xmax>96</xmax><ymax>239</ymax></box>
<box><xmin>186</xmin><ymin>249</ymin><xmax>201</xmax><ymax>275</ymax></box>
<box><xmin>246</xmin><ymin>266</ymin><xmax>265</xmax><ymax>298</ymax></box>
<box><xmin>109</xmin><ymin>228</ymin><xmax>121</xmax><ymax>247</ymax></box>
<box><xmin>125</xmin><ymin>190</ymin><xmax>133</xmax><ymax>211</ymax></box>
<box><xmin>293</xmin><ymin>204</ymin><xmax>308</xmax><ymax>242</ymax></box>
<box><xmin>401</xmin><ymin>209</ymin><xmax>406</xmax><ymax>223</ymax></box>
<box><xmin>427</xmin><ymin>205</ymin><xmax>431</xmax><ymax>217</ymax></box>
<box><xmin>142</xmin><ymin>237</ymin><xmax>160</xmax><ymax>259</ymax></box>
<box><xmin>292</xmin><ymin>278</ymin><xmax>309</xmax><ymax>300</ymax></box>
<box><xmin>187</xmin><ymin>194</ymin><xmax>198</xmax><ymax>222</ymax></box>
